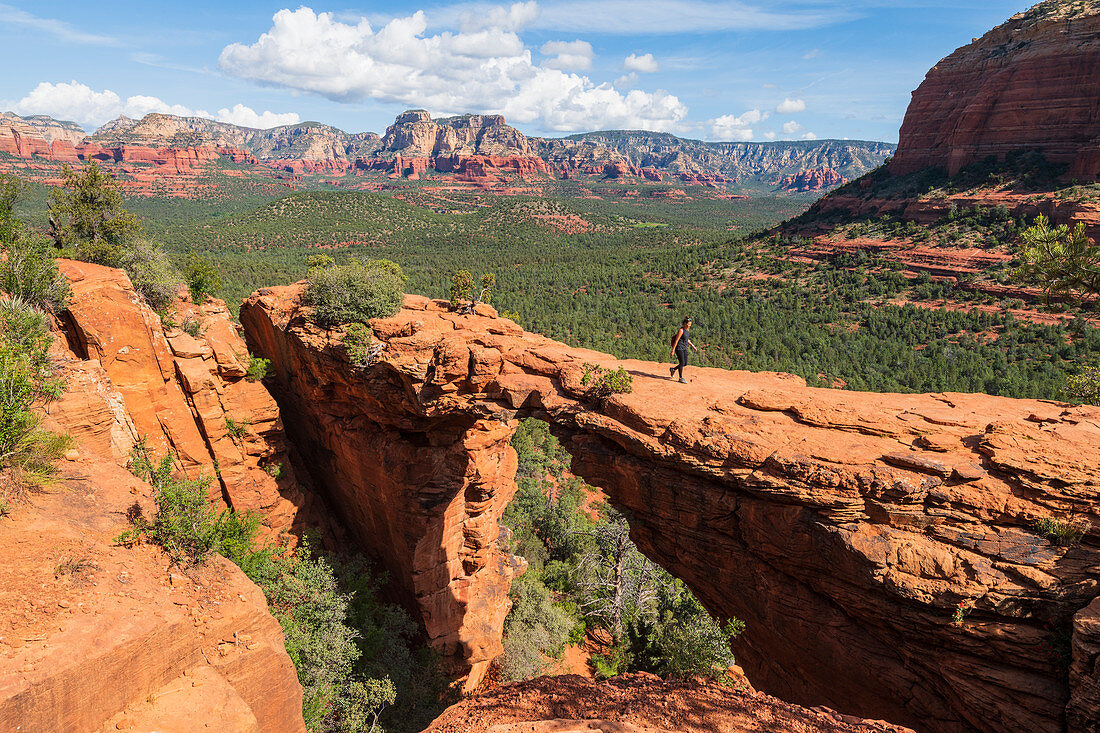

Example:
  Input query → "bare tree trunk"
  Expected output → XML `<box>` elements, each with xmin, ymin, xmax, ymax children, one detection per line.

<box><xmin>611</xmin><ymin>526</ymin><xmax>628</xmax><ymax>643</ymax></box>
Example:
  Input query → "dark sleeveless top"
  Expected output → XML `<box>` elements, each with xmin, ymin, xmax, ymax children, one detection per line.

<box><xmin>676</xmin><ymin>327</ymin><xmax>690</xmax><ymax>351</ymax></box>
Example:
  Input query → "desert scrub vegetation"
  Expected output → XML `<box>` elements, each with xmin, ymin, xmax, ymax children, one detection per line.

<box><xmin>1014</xmin><ymin>214</ymin><xmax>1100</xmax><ymax>303</ymax></box>
<box><xmin>117</xmin><ymin>439</ymin><xmax>452</xmax><ymax>732</ymax></box>
<box><xmin>0</xmin><ymin>297</ymin><xmax>72</xmax><ymax>494</ymax></box>
<box><xmin>48</xmin><ymin>161</ymin><xmax>181</xmax><ymax>311</ymax></box>
<box><xmin>182</xmin><ymin>250</ymin><xmax>223</xmax><ymax>302</ymax></box>
<box><xmin>304</xmin><ymin>255</ymin><xmax>406</xmax><ymax>328</ymax></box>
<box><xmin>1034</xmin><ymin>516</ymin><xmax>1091</xmax><ymax>547</ymax></box>
<box><xmin>1</xmin><ymin>174</ymin><xmax>70</xmax><ymax>313</ymax></box>
<box><xmin>1067</xmin><ymin>366</ymin><xmax>1100</xmax><ymax>405</ymax></box>
<box><xmin>343</xmin><ymin>322</ymin><xmax>382</xmax><ymax>367</ymax></box>
<box><xmin>224</xmin><ymin>416</ymin><xmax>250</xmax><ymax>440</ymax></box>
<box><xmin>245</xmin><ymin>354</ymin><xmax>272</xmax><ymax>382</ymax></box>
<box><xmin>499</xmin><ymin>418</ymin><xmax>742</xmax><ymax>684</ymax></box>
<box><xmin>117</xmin><ymin>439</ymin><xmax>257</xmax><ymax>565</ymax></box>
<box><xmin>580</xmin><ymin>363</ymin><xmax>634</xmax><ymax>400</ymax></box>
<box><xmin>0</xmin><ymin>178</ymin><xmax>73</xmax><ymax>501</ymax></box>
<box><xmin>449</xmin><ymin>269</ymin><xmax>495</xmax><ymax>312</ymax></box>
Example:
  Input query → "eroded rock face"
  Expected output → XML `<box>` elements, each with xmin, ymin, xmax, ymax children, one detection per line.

<box><xmin>380</xmin><ymin>110</ymin><xmax>531</xmax><ymax>158</ymax></box>
<box><xmin>241</xmin><ymin>287</ymin><xmax>524</xmax><ymax>691</ymax></box>
<box><xmin>1070</xmin><ymin>597</ymin><xmax>1100</xmax><ymax>732</ymax></box>
<box><xmin>0</xmin><ymin>425</ymin><xmax>305</xmax><ymax>732</ymax></box>
<box><xmin>51</xmin><ymin>260</ymin><xmax>317</xmax><ymax>539</ymax></box>
<box><xmin>242</xmin><ymin>286</ymin><xmax>1100</xmax><ymax>732</ymax></box>
<box><xmin>0</xmin><ymin>262</ymin><xmax>315</xmax><ymax>730</ymax></box>
<box><xmin>891</xmin><ymin>0</ymin><xmax>1100</xmax><ymax>178</ymax></box>
<box><xmin>0</xmin><ymin>109</ymin><xmax>893</xmax><ymax>195</ymax></box>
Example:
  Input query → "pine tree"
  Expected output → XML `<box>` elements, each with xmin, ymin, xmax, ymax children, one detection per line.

<box><xmin>48</xmin><ymin>160</ymin><xmax>142</xmax><ymax>266</ymax></box>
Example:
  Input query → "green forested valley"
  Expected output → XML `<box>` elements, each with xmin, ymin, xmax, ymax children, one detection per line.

<box><xmin>125</xmin><ymin>183</ymin><xmax>1100</xmax><ymax>401</ymax></box>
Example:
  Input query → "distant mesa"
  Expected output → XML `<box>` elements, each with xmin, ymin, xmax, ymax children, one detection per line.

<box><xmin>769</xmin><ymin>0</ymin><xmax>1100</xmax><ymax>332</ymax></box>
<box><xmin>890</xmin><ymin>0</ymin><xmax>1100</xmax><ymax>179</ymax></box>
<box><xmin>777</xmin><ymin>167</ymin><xmax>844</xmax><ymax>192</ymax></box>
<box><xmin>0</xmin><ymin>108</ymin><xmax>892</xmax><ymax>195</ymax></box>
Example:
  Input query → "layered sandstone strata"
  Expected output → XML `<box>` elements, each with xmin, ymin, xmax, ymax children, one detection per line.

<box><xmin>379</xmin><ymin>110</ymin><xmax>533</xmax><ymax>158</ymax></box>
<box><xmin>891</xmin><ymin>0</ymin><xmax>1100</xmax><ymax>178</ymax></box>
<box><xmin>242</xmin><ymin>286</ymin><xmax>1100</xmax><ymax>732</ymax></box>
<box><xmin>1</xmin><ymin>109</ymin><xmax>891</xmax><ymax>193</ymax></box>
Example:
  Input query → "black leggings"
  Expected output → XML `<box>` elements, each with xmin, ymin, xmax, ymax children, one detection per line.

<box><xmin>673</xmin><ymin>347</ymin><xmax>688</xmax><ymax>377</ymax></box>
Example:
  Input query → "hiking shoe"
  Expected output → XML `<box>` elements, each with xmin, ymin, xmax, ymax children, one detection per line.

<box><xmin>669</xmin><ymin>366</ymin><xmax>676</xmax><ymax>377</ymax></box>
<box><xmin>678</xmin><ymin>377</ymin><xmax>687</xmax><ymax>383</ymax></box>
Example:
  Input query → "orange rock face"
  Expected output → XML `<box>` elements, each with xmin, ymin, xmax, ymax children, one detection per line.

<box><xmin>240</xmin><ymin>288</ymin><xmax>525</xmax><ymax>691</ymax></box>
<box><xmin>1070</xmin><ymin>597</ymin><xmax>1100</xmax><ymax>732</ymax></box>
<box><xmin>891</xmin><ymin>2</ymin><xmax>1100</xmax><ymax>178</ymax></box>
<box><xmin>242</xmin><ymin>286</ymin><xmax>1100</xmax><ymax>733</ymax></box>
<box><xmin>52</xmin><ymin>260</ymin><xmax>316</xmax><ymax>539</ymax></box>
<box><xmin>0</xmin><ymin>437</ymin><xmax>305</xmax><ymax>732</ymax></box>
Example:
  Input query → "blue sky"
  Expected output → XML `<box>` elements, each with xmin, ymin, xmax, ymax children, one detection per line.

<box><xmin>0</xmin><ymin>1</ymin><xmax>1030</xmax><ymax>142</ymax></box>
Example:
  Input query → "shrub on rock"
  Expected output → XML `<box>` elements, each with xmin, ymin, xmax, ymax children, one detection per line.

<box><xmin>305</xmin><ymin>256</ymin><xmax>406</xmax><ymax>328</ymax></box>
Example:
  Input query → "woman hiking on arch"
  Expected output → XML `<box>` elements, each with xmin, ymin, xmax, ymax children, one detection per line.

<box><xmin>669</xmin><ymin>317</ymin><xmax>698</xmax><ymax>383</ymax></box>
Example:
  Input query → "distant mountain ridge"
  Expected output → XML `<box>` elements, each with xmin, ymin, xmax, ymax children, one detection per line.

<box><xmin>1</xmin><ymin>109</ymin><xmax>895</xmax><ymax>192</ymax></box>
<box><xmin>560</xmin><ymin>130</ymin><xmax>895</xmax><ymax>183</ymax></box>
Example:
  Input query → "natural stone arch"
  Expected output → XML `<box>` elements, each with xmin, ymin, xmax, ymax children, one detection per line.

<box><xmin>242</xmin><ymin>286</ymin><xmax>1100</xmax><ymax>732</ymax></box>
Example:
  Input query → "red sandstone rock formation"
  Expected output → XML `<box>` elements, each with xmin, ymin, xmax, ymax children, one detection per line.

<box><xmin>53</xmin><ymin>260</ymin><xmax>316</xmax><ymax>539</ymax></box>
<box><xmin>425</xmin><ymin>673</ymin><xmax>914</xmax><ymax>733</ymax></box>
<box><xmin>891</xmin><ymin>1</ymin><xmax>1100</xmax><ymax>178</ymax></box>
<box><xmin>778</xmin><ymin>167</ymin><xmax>844</xmax><ymax>192</ymax></box>
<box><xmin>1</xmin><ymin>109</ymin><xmax>892</xmax><ymax>195</ymax></box>
<box><xmin>0</xmin><ymin>382</ymin><xmax>305</xmax><ymax>731</ymax></box>
<box><xmin>242</xmin><ymin>286</ymin><xmax>1100</xmax><ymax>732</ymax></box>
<box><xmin>0</xmin><ymin>116</ymin><xmax>70</xmax><ymax>160</ymax></box>
<box><xmin>380</xmin><ymin>110</ymin><xmax>532</xmax><ymax>159</ymax></box>
<box><xmin>241</xmin><ymin>288</ymin><xmax>524</xmax><ymax>692</ymax></box>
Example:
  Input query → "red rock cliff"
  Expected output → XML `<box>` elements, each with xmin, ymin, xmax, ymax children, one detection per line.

<box><xmin>890</xmin><ymin>0</ymin><xmax>1100</xmax><ymax>178</ymax></box>
<box><xmin>242</xmin><ymin>285</ymin><xmax>1100</xmax><ymax>733</ymax></box>
<box><xmin>53</xmin><ymin>260</ymin><xmax>321</xmax><ymax>539</ymax></box>
<box><xmin>0</xmin><ymin>263</ymin><xmax>313</xmax><ymax>731</ymax></box>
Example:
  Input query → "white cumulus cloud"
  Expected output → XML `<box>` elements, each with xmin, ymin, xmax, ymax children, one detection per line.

<box><xmin>776</xmin><ymin>98</ymin><xmax>806</xmax><ymax>114</ymax></box>
<box><xmin>622</xmin><ymin>52</ymin><xmax>659</xmax><ymax>73</ymax></box>
<box><xmin>614</xmin><ymin>72</ymin><xmax>637</xmax><ymax>89</ymax></box>
<box><xmin>708</xmin><ymin>108</ymin><xmax>766</xmax><ymax>141</ymax></box>
<box><xmin>12</xmin><ymin>81</ymin><xmax>127</xmax><ymax>127</ymax></box>
<box><xmin>10</xmin><ymin>80</ymin><xmax>300</xmax><ymax>130</ymax></box>
<box><xmin>801</xmin><ymin>131</ymin><xmax>818</xmax><ymax>140</ymax></box>
<box><xmin>215</xmin><ymin>104</ymin><xmax>300</xmax><ymax>128</ymax></box>
<box><xmin>763</xmin><ymin>131</ymin><xmax>777</xmax><ymax>140</ymax></box>
<box><xmin>218</xmin><ymin>6</ymin><xmax>687</xmax><ymax>133</ymax></box>
<box><xmin>781</xmin><ymin>120</ymin><xmax>802</xmax><ymax>134</ymax></box>
<box><xmin>540</xmin><ymin>39</ymin><xmax>593</xmax><ymax>70</ymax></box>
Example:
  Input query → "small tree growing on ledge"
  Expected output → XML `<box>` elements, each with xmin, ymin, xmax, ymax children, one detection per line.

<box><xmin>182</xmin><ymin>250</ymin><xmax>222</xmax><ymax>302</ymax></box>
<box><xmin>449</xmin><ymin>269</ymin><xmax>495</xmax><ymax>314</ymax></box>
<box><xmin>305</xmin><ymin>255</ymin><xmax>406</xmax><ymax>328</ymax></box>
